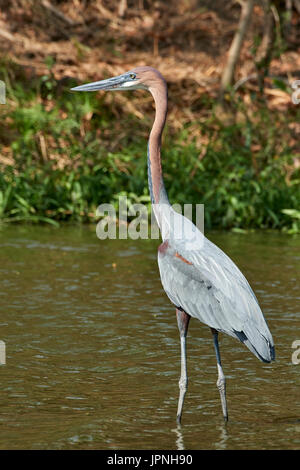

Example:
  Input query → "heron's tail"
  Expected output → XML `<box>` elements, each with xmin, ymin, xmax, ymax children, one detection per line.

<box><xmin>234</xmin><ymin>325</ymin><xmax>275</xmax><ymax>363</ymax></box>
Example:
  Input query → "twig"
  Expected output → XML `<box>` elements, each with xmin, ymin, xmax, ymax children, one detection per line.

<box><xmin>233</xmin><ymin>73</ymin><xmax>257</xmax><ymax>91</ymax></box>
<box><xmin>219</xmin><ymin>0</ymin><xmax>254</xmax><ymax>98</ymax></box>
<box><xmin>0</xmin><ymin>27</ymin><xmax>15</xmax><ymax>42</ymax></box>
<box><xmin>294</xmin><ymin>0</ymin><xmax>300</xmax><ymax>14</ymax></box>
<box><xmin>254</xmin><ymin>0</ymin><xmax>274</xmax><ymax>94</ymax></box>
<box><xmin>234</xmin><ymin>74</ymin><xmax>292</xmax><ymax>91</ymax></box>
<box><xmin>41</xmin><ymin>0</ymin><xmax>75</xmax><ymax>26</ymax></box>
<box><xmin>118</xmin><ymin>0</ymin><xmax>127</xmax><ymax>18</ymax></box>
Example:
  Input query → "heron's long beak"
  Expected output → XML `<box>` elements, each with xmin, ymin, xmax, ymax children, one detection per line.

<box><xmin>70</xmin><ymin>73</ymin><xmax>137</xmax><ymax>92</ymax></box>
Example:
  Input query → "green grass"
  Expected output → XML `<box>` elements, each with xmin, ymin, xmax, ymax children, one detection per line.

<box><xmin>0</xmin><ymin>63</ymin><xmax>299</xmax><ymax>233</ymax></box>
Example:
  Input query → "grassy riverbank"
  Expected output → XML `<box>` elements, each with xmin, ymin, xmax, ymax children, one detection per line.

<box><xmin>1</xmin><ymin>1</ymin><xmax>299</xmax><ymax>233</ymax></box>
<box><xmin>0</xmin><ymin>68</ymin><xmax>299</xmax><ymax>233</ymax></box>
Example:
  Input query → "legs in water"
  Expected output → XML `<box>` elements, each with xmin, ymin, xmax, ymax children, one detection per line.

<box><xmin>175</xmin><ymin>314</ymin><xmax>228</xmax><ymax>423</ymax></box>
<box><xmin>176</xmin><ymin>308</ymin><xmax>190</xmax><ymax>424</ymax></box>
<box><xmin>211</xmin><ymin>328</ymin><xmax>228</xmax><ymax>422</ymax></box>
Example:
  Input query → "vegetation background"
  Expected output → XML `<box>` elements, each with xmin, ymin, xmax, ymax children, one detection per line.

<box><xmin>0</xmin><ymin>0</ymin><xmax>299</xmax><ymax>232</ymax></box>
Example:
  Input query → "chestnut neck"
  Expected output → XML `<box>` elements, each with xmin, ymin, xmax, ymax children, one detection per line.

<box><xmin>147</xmin><ymin>83</ymin><xmax>169</xmax><ymax>207</ymax></box>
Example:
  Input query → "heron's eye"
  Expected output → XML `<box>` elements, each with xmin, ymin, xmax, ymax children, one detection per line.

<box><xmin>130</xmin><ymin>73</ymin><xmax>136</xmax><ymax>80</ymax></box>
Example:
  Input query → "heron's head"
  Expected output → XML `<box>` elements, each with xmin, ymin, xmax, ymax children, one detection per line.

<box><xmin>70</xmin><ymin>66</ymin><xmax>166</xmax><ymax>94</ymax></box>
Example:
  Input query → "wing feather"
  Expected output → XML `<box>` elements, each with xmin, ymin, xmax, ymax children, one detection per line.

<box><xmin>158</xmin><ymin>235</ymin><xmax>275</xmax><ymax>362</ymax></box>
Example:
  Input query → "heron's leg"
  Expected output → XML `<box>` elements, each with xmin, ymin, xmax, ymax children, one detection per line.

<box><xmin>211</xmin><ymin>328</ymin><xmax>228</xmax><ymax>422</ymax></box>
<box><xmin>176</xmin><ymin>308</ymin><xmax>190</xmax><ymax>424</ymax></box>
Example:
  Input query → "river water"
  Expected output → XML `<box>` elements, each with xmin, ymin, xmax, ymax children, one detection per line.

<box><xmin>0</xmin><ymin>225</ymin><xmax>299</xmax><ymax>449</ymax></box>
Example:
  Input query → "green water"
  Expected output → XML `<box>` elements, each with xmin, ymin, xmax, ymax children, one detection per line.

<box><xmin>0</xmin><ymin>225</ymin><xmax>299</xmax><ymax>449</ymax></box>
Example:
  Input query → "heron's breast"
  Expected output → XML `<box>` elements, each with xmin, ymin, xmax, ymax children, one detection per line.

<box><xmin>158</xmin><ymin>240</ymin><xmax>169</xmax><ymax>255</ymax></box>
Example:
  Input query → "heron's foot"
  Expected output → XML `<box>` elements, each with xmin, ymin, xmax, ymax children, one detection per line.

<box><xmin>217</xmin><ymin>376</ymin><xmax>228</xmax><ymax>422</ymax></box>
<box><xmin>177</xmin><ymin>377</ymin><xmax>188</xmax><ymax>424</ymax></box>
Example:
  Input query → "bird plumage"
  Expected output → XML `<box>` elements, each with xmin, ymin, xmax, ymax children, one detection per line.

<box><xmin>157</xmin><ymin>213</ymin><xmax>275</xmax><ymax>363</ymax></box>
<box><xmin>154</xmin><ymin>203</ymin><xmax>275</xmax><ymax>363</ymax></box>
<box><xmin>72</xmin><ymin>65</ymin><xmax>275</xmax><ymax>422</ymax></box>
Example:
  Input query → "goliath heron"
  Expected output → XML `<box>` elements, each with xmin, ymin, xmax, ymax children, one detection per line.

<box><xmin>71</xmin><ymin>66</ymin><xmax>275</xmax><ymax>423</ymax></box>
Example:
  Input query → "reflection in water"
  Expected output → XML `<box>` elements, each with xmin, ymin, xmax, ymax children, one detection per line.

<box><xmin>171</xmin><ymin>425</ymin><xmax>185</xmax><ymax>450</ymax></box>
<box><xmin>0</xmin><ymin>225</ymin><xmax>299</xmax><ymax>449</ymax></box>
<box><xmin>215</xmin><ymin>424</ymin><xmax>228</xmax><ymax>450</ymax></box>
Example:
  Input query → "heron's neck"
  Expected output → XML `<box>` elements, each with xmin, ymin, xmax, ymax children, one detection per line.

<box><xmin>147</xmin><ymin>85</ymin><xmax>169</xmax><ymax>208</ymax></box>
